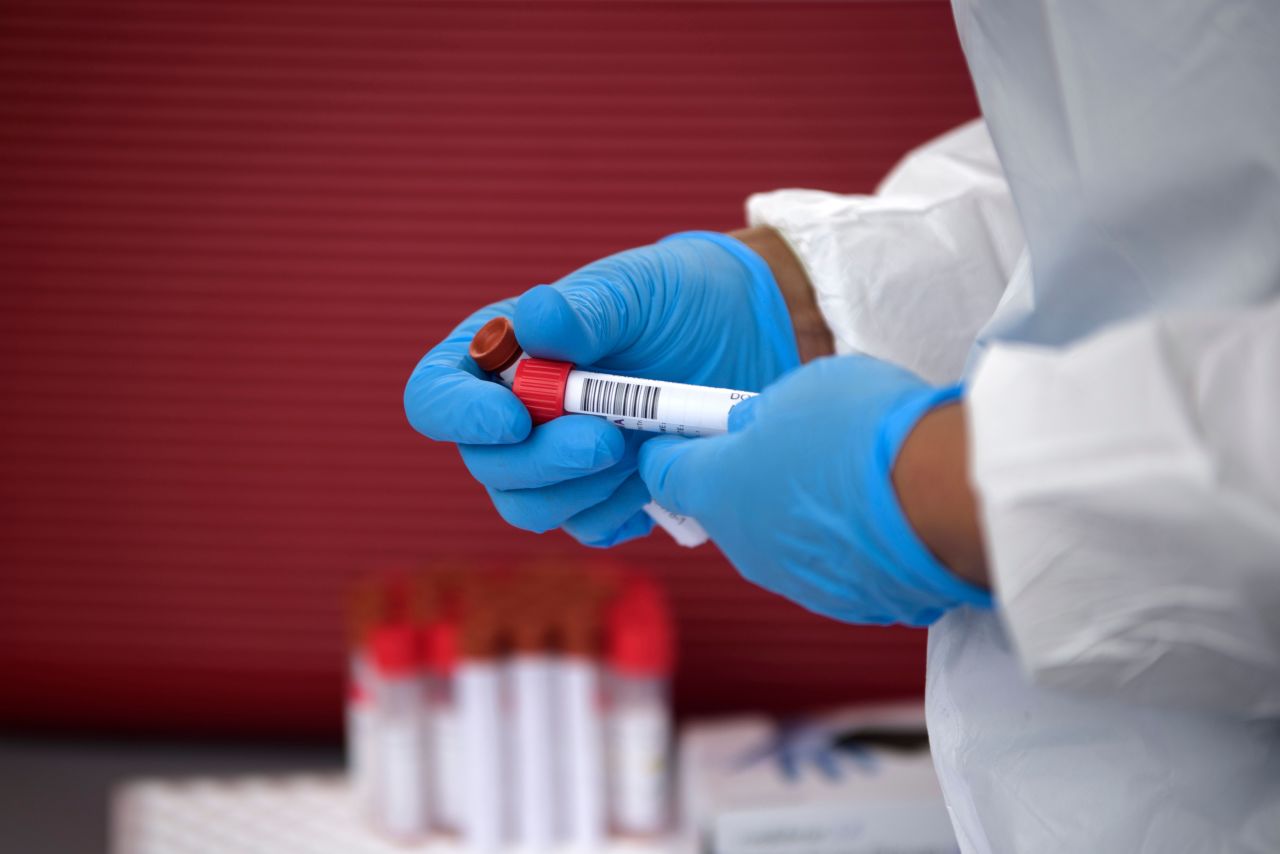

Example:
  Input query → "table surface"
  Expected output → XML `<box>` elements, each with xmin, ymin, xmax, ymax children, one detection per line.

<box><xmin>0</xmin><ymin>734</ymin><xmax>343</xmax><ymax>854</ymax></box>
<box><xmin>1</xmin><ymin>736</ymin><xmax>677</xmax><ymax>854</ymax></box>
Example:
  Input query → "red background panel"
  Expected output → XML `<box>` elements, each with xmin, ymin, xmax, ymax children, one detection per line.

<box><xmin>0</xmin><ymin>1</ymin><xmax>978</xmax><ymax>737</ymax></box>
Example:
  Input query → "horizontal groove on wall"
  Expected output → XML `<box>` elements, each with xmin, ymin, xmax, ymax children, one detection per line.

<box><xmin>0</xmin><ymin>0</ymin><xmax>976</xmax><ymax>735</ymax></box>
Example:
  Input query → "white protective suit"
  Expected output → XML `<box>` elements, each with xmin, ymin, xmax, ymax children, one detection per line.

<box><xmin>747</xmin><ymin>0</ymin><xmax>1280</xmax><ymax>851</ymax></box>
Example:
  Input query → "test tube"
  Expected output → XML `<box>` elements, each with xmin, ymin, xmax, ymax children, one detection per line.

<box><xmin>345</xmin><ymin>579</ymin><xmax>382</xmax><ymax>819</ymax></box>
<box><xmin>469</xmin><ymin>316</ymin><xmax>755</xmax><ymax>437</ymax></box>
<box><xmin>469</xmin><ymin>317</ymin><xmax>727</xmax><ymax>547</ymax></box>
<box><xmin>605</xmin><ymin>581</ymin><xmax>674</xmax><ymax>838</ymax></box>
<box><xmin>555</xmin><ymin>604</ymin><xmax>607</xmax><ymax>850</ymax></box>
<box><xmin>369</xmin><ymin>623</ymin><xmax>430</xmax><ymax>843</ymax></box>
<box><xmin>459</xmin><ymin>609</ymin><xmax>506</xmax><ymax>851</ymax></box>
<box><xmin>425</xmin><ymin>616</ymin><xmax>463</xmax><ymax>835</ymax></box>
<box><xmin>346</xmin><ymin>667</ymin><xmax>377</xmax><ymax>819</ymax></box>
<box><xmin>511</xmin><ymin>608</ymin><xmax>556</xmax><ymax>850</ymax></box>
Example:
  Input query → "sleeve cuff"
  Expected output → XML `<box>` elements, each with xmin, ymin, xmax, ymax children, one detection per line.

<box><xmin>661</xmin><ymin>230</ymin><xmax>801</xmax><ymax>374</ymax></box>
<box><xmin>872</xmin><ymin>383</ymin><xmax>995</xmax><ymax>620</ymax></box>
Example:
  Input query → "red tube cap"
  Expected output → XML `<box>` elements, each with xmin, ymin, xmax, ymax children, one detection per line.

<box><xmin>371</xmin><ymin>624</ymin><xmax>421</xmax><ymax>676</ymax></box>
<box><xmin>425</xmin><ymin>620</ymin><xmax>460</xmax><ymax>675</ymax></box>
<box><xmin>607</xmin><ymin>585</ymin><xmax>674</xmax><ymax>676</ymax></box>
<box><xmin>469</xmin><ymin>316</ymin><xmax>523</xmax><ymax>375</ymax></box>
<box><xmin>513</xmin><ymin>358</ymin><xmax>573</xmax><ymax>424</ymax></box>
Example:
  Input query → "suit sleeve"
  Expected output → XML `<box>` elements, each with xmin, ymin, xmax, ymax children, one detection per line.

<box><xmin>968</xmin><ymin>296</ymin><xmax>1280</xmax><ymax>718</ymax></box>
<box><xmin>747</xmin><ymin>119</ymin><xmax>1025</xmax><ymax>385</ymax></box>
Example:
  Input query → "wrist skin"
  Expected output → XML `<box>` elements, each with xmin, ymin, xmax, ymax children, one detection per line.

<box><xmin>892</xmin><ymin>403</ymin><xmax>990</xmax><ymax>589</ymax></box>
<box><xmin>728</xmin><ymin>226</ymin><xmax>991</xmax><ymax>591</ymax></box>
<box><xmin>731</xmin><ymin>226</ymin><xmax>835</xmax><ymax>363</ymax></box>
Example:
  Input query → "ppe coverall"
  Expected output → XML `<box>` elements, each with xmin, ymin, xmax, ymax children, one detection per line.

<box><xmin>747</xmin><ymin>0</ymin><xmax>1280</xmax><ymax>850</ymax></box>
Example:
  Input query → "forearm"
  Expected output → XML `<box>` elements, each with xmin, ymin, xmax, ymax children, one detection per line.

<box><xmin>735</xmin><ymin>223</ymin><xmax>989</xmax><ymax>590</ymax></box>
<box><xmin>893</xmin><ymin>403</ymin><xmax>989</xmax><ymax>589</ymax></box>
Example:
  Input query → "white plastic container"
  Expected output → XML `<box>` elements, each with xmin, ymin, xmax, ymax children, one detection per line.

<box><xmin>369</xmin><ymin>625</ymin><xmax>430</xmax><ymax>843</ymax></box>
<box><xmin>345</xmin><ymin>650</ymin><xmax>377</xmax><ymax>819</ymax></box>
<box><xmin>556</xmin><ymin>612</ymin><xmax>607</xmax><ymax>850</ymax></box>
<box><xmin>425</xmin><ymin>618</ymin><xmax>464</xmax><ymax>835</ymax></box>
<box><xmin>605</xmin><ymin>583</ymin><xmax>674</xmax><ymax>838</ymax></box>
<box><xmin>510</xmin><ymin>618</ymin><xmax>556</xmax><ymax>849</ymax></box>
<box><xmin>459</xmin><ymin>615</ymin><xmax>505</xmax><ymax>852</ymax></box>
<box><xmin>608</xmin><ymin>674</ymin><xmax>671</xmax><ymax>836</ymax></box>
<box><xmin>468</xmin><ymin>316</ymin><xmax>734</xmax><ymax>547</ymax></box>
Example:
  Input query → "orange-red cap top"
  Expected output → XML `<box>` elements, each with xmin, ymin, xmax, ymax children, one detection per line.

<box><xmin>512</xmin><ymin>606</ymin><xmax>555</xmax><ymax>653</ymax></box>
<box><xmin>408</xmin><ymin>572</ymin><xmax>440</xmax><ymax>626</ymax></box>
<box><xmin>371</xmin><ymin>623</ymin><xmax>421</xmax><ymax>676</ymax></box>
<box><xmin>607</xmin><ymin>583</ymin><xmax>674</xmax><ymax>676</ymax></box>
<box><xmin>461</xmin><ymin>609</ymin><xmax>505</xmax><ymax>660</ymax></box>
<box><xmin>424</xmin><ymin>619</ymin><xmax>460</xmax><ymax>674</ymax></box>
<box><xmin>558</xmin><ymin>609</ymin><xmax>600</xmax><ymax>658</ymax></box>
<box><xmin>382</xmin><ymin>571</ymin><xmax>415</xmax><ymax>624</ymax></box>
<box><xmin>346</xmin><ymin>577</ymin><xmax>385</xmax><ymax>648</ymax></box>
<box><xmin>469</xmin><ymin>316</ymin><xmax>524</xmax><ymax>375</ymax></box>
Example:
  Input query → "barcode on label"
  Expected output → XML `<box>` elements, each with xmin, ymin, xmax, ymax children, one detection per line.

<box><xmin>580</xmin><ymin>377</ymin><xmax>661</xmax><ymax>421</ymax></box>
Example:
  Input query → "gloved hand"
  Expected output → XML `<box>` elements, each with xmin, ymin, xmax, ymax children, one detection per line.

<box><xmin>404</xmin><ymin>232</ymin><xmax>800</xmax><ymax>547</ymax></box>
<box><xmin>638</xmin><ymin>354</ymin><xmax>992</xmax><ymax>625</ymax></box>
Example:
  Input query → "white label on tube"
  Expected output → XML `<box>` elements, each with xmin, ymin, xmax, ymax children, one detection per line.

<box><xmin>643</xmin><ymin>501</ymin><xmax>709</xmax><ymax>548</ymax></box>
<box><xmin>608</xmin><ymin>703</ymin><xmax>670</xmax><ymax>835</ymax></box>
<box><xmin>377</xmin><ymin>716</ymin><xmax>428</xmax><ymax>840</ymax></box>
<box><xmin>459</xmin><ymin>663</ymin><xmax>504</xmax><ymax>851</ymax></box>
<box><xmin>512</xmin><ymin>656</ymin><xmax>555</xmax><ymax>848</ymax></box>
<box><xmin>490</xmin><ymin>360</ymin><xmax>717</xmax><ymax>546</ymax></box>
<box><xmin>431</xmin><ymin>705</ymin><xmax>463</xmax><ymax>831</ymax></box>
<box><xmin>564</xmin><ymin>370</ymin><xmax>754</xmax><ymax>437</ymax></box>
<box><xmin>558</xmin><ymin>659</ymin><xmax>605</xmax><ymax>849</ymax></box>
<box><xmin>346</xmin><ymin>701</ymin><xmax>377</xmax><ymax>817</ymax></box>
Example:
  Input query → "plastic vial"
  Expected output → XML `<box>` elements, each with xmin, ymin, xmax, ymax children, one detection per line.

<box><xmin>556</xmin><ymin>607</ymin><xmax>607</xmax><ymax>850</ymax></box>
<box><xmin>426</xmin><ymin>617</ymin><xmax>463</xmax><ymax>835</ymax></box>
<box><xmin>469</xmin><ymin>316</ymin><xmax>727</xmax><ymax>547</ymax></box>
<box><xmin>369</xmin><ymin>623</ymin><xmax>430</xmax><ymax>843</ymax></box>
<box><xmin>605</xmin><ymin>582</ymin><xmax>674</xmax><ymax>837</ymax></box>
<box><xmin>459</xmin><ymin>610</ymin><xmax>506</xmax><ymax>852</ymax></box>
<box><xmin>469</xmin><ymin>315</ymin><xmax>754</xmax><ymax>437</ymax></box>
<box><xmin>345</xmin><ymin>578</ymin><xmax>384</xmax><ymax>819</ymax></box>
<box><xmin>345</xmin><ymin>650</ymin><xmax>377</xmax><ymax>819</ymax></box>
<box><xmin>510</xmin><ymin>612</ymin><xmax>557</xmax><ymax>850</ymax></box>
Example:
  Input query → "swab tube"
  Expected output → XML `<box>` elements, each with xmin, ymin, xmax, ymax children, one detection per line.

<box><xmin>605</xmin><ymin>581</ymin><xmax>674</xmax><ymax>838</ymax></box>
<box><xmin>425</xmin><ymin>618</ymin><xmax>463</xmax><ymax>835</ymax></box>
<box><xmin>351</xmin><ymin>566</ymin><xmax>678</xmax><ymax>849</ymax></box>
<box><xmin>556</xmin><ymin>609</ymin><xmax>606</xmax><ymax>850</ymax></box>
<box><xmin>345</xmin><ymin>580</ymin><xmax>382</xmax><ymax>820</ymax></box>
<box><xmin>346</xmin><ymin>660</ymin><xmax>377</xmax><ymax>819</ymax></box>
<box><xmin>459</xmin><ymin>611</ymin><xmax>505</xmax><ymax>851</ymax></box>
<box><xmin>468</xmin><ymin>317</ymin><xmax>747</xmax><ymax>547</ymax></box>
<box><xmin>369</xmin><ymin>624</ymin><xmax>430</xmax><ymax>843</ymax></box>
<box><xmin>511</xmin><ymin>612</ymin><xmax>556</xmax><ymax>849</ymax></box>
<box><xmin>469</xmin><ymin>316</ymin><xmax>755</xmax><ymax>437</ymax></box>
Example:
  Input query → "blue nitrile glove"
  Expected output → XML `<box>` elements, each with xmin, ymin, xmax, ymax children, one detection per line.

<box><xmin>403</xmin><ymin>232</ymin><xmax>800</xmax><ymax>546</ymax></box>
<box><xmin>637</xmin><ymin>354</ymin><xmax>992</xmax><ymax>626</ymax></box>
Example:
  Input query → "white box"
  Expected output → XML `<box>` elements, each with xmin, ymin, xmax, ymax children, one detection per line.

<box><xmin>678</xmin><ymin>702</ymin><xmax>958</xmax><ymax>854</ymax></box>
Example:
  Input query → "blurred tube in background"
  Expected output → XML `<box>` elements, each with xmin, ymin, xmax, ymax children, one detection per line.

<box><xmin>369</xmin><ymin>623</ymin><xmax>430</xmax><ymax>842</ymax></box>
<box><xmin>607</xmin><ymin>579</ymin><xmax>675</xmax><ymax>838</ymax></box>
<box><xmin>426</xmin><ymin>615</ymin><xmax>463</xmax><ymax>835</ymax></box>
<box><xmin>345</xmin><ymin>577</ymin><xmax>382</xmax><ymax>820</ymax></box>
<box><xmin>344</xmin><ymin>563</ymin><xmax>674</xmax><ymax>850</ymax></box>
<box><xmin>459</xmin><ymin>608</ymin><xmax>505</xmax><ymax>852</ymax></box>
<box><xmin>511</xmin><ymin>610</ymin><xmax>556</xmax><ymax>849</ymax></box>
<box><xmin>557</xmin><ymin>608</ymin><xmax>607</xmax><ymax>849</ymax></box>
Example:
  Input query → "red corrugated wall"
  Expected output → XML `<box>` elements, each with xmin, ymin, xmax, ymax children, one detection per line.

<box><xmin>0</xmin><ymin>1</ymin><xmax>978</xmax><ymax>737</ymax></box>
